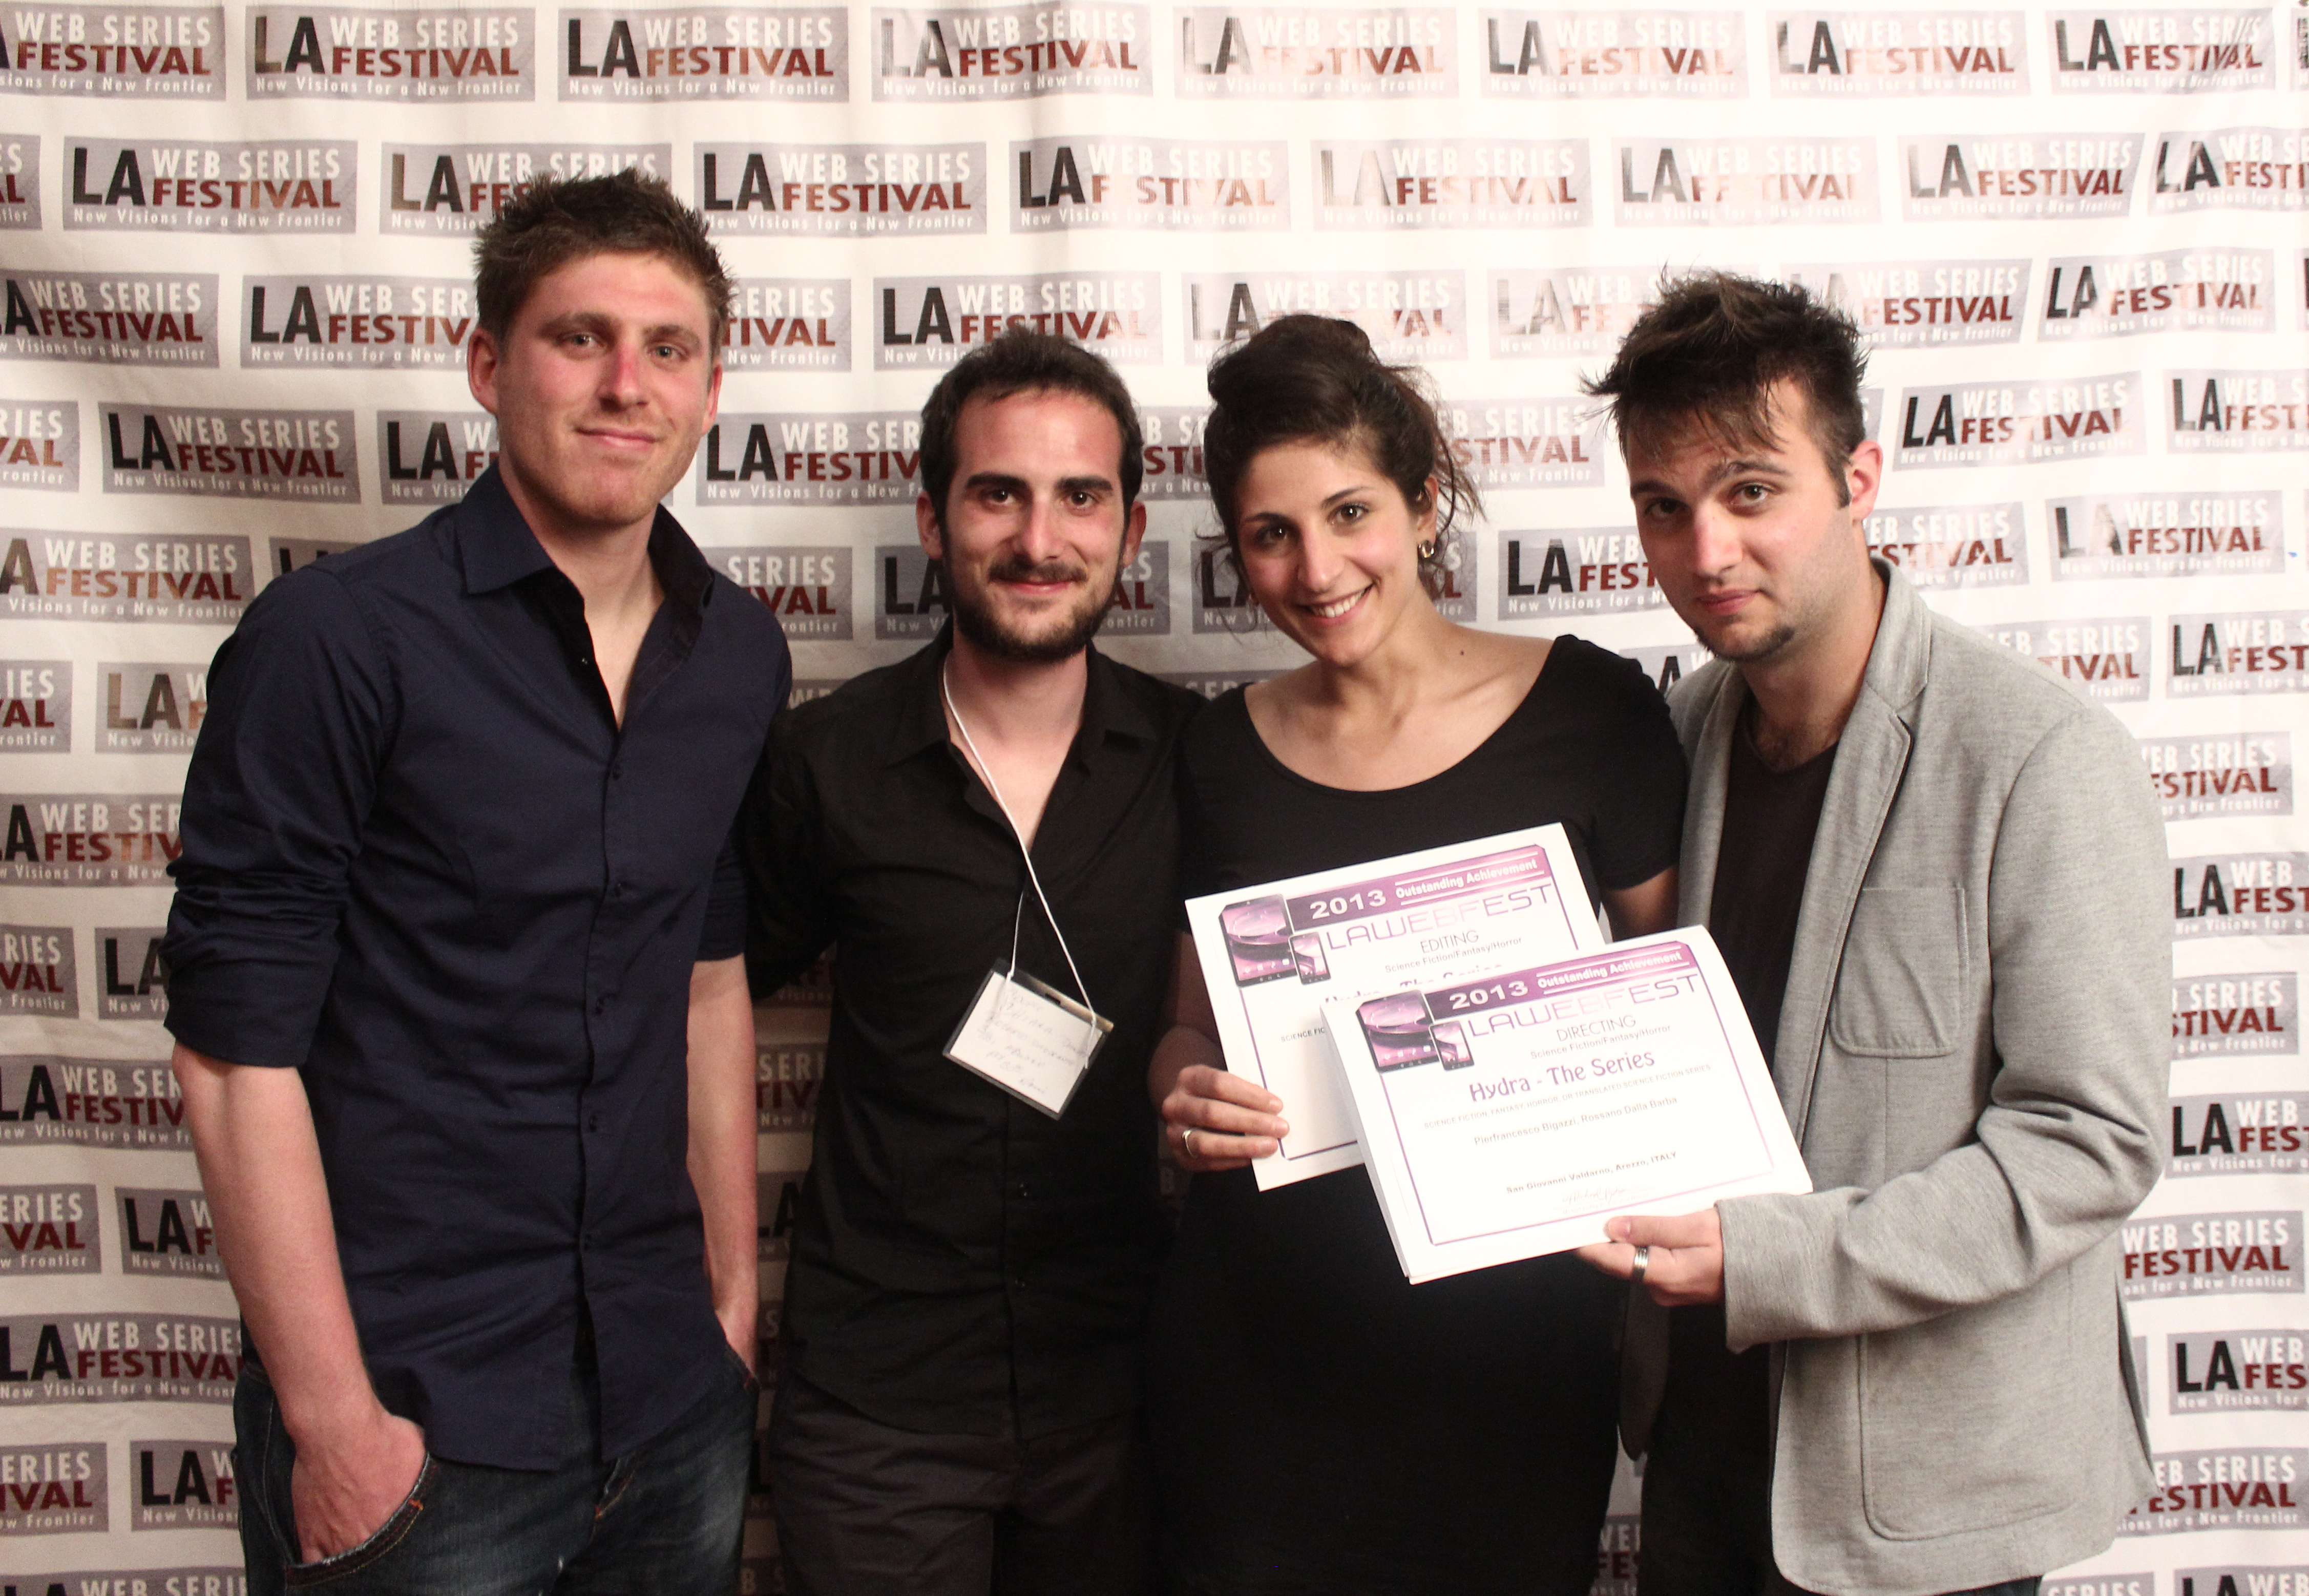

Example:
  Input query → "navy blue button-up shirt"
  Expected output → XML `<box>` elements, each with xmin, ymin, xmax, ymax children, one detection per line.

<box><xmin>162</xmin><ymin>467</ymin><xmax>790</xmax><ymax>1468</ymax></box>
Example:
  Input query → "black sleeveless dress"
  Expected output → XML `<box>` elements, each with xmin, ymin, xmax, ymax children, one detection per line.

<box><xmin>1149</xmin><ymin>638</ymin><xmax>1686</xmax><ymax>1596</ymax></box>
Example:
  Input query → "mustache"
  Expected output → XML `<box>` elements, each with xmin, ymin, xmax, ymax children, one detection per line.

<box><xmin>986</xmin><ymin>556</ymin><xmax>1089</xmax><ymax>584</ymax></box>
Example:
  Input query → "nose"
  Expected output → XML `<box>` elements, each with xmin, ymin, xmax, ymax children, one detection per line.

<box><xmin>599</xmin><ymin>335</ymin><xmax>647</xmax><ymax>410</ymax></box>
<box><xmin>1686</xmin><ymin>503</ymin><xmax>1743</xmax><ymax>577</ymax></box>
<box><xmin>1014</xmin><ymin>492</ymin><xmax>1068</xmax><ymax>564</ymax></box>
<box><xmin>1295</xmin><ymin>531</ymin><xmax>1346</xmax><ymax>595</ymax></box>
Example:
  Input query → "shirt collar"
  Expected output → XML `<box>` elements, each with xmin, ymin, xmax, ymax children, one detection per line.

<box><xmin>454</xmin><ymin>463</ymin><xmax>715</xmax><ymax>616</ymax></box>
<box><xmin>885</xmin><ymin>623</ymin><xmax>1156</xmax><ymax>768</ymax></box>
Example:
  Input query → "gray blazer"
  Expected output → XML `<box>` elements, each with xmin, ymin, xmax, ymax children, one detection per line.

<box><xmin>1626</xmin><ymin>564</ymin><xmax>2167</xmax><ymax>1595</ymax></box>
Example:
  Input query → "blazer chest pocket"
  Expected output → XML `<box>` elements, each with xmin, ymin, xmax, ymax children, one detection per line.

<box><xmin>1828</xmin><ymin>887</ymin><xmax>1964</xmax><ymax>1058</ymax></box>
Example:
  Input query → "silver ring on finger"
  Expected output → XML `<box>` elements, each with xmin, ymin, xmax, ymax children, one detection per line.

<box><xmin>1631</xmin><ymin>1245</ymin><xmax>1651</xmax><ymax>1287</ymax></box>
<box><xmin>1183</xmin><ymin>1127</ymin><xmax>1198</xmax><ymax>1158</ymax></box>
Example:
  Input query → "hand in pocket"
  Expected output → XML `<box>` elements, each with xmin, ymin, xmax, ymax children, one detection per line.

<box><xmin>291</xmin><ymin>1408</ymin><xmax>429</xmax><ymax>1564</ymax></box>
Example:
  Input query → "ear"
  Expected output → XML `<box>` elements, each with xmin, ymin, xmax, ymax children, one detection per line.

<box><xmin>468</xmin><ymin>326</ymin><xmax>501</xmax><ymax>417</ymax></box>
<box><xmin>1120</xmin><ymin>499</ymin><xmax>1147</xmax><ymax>568</ymax></box>
<box><xmin>915</xmin><ymin>492</ymin><xmax>944</xmax><ymax>559</ymax></box>
<box><xmin>1414</xmin><ymin>474</ymin><xmax>1441</xmax><ymax>540</ymax></box>
<box><xmin>701</xmin><ymin>358</ymin><xmax>723</xmax><ymax>431</ymax></box>
<box><xmin>1843</xmin><ymin>440</ymin><xmax>1883</xmax><ymax>523</ymax></box>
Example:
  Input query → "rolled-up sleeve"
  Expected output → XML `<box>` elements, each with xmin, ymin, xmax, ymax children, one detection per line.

<box><xmin>161</xmin><ymin>569</ymin><xmax>397</xmax><ymax>1069</ymax></box>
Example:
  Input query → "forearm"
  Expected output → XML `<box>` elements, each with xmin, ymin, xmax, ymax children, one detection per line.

<box><xmin>172</xmin><ymin>1042</ymin><xmax>384</xmax><ymax>1442</ymax></box>
<box><xmin>686</xmin><ymin>956</ymin><xmax>758</xmax><ymax>1354</ymax></box>
<box><xmin>1150</xmin><ymin>930</ymin><xmax>1224</xmax><ymax>1107</ymax></box>
<box><xmin>1601</xmin><ymin>867</ymin><xmax>1677</xmax><ymax>940</ymax></box>
<box><xmin>1148</xmin><ymin>1021</ymin><xmax>1224</xmax><ymax>1108</ymax></box>
<box><xmin>1721</xmin><ymin>1130</ymin><xmax>2156</xmax><ymax>1347</ymax></box>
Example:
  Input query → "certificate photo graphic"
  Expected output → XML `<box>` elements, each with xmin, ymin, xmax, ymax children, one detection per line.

<box><xmin>1356</xmin><ymin>993</ymin><xmax>1440</xmax><ymax>1070</ymax></box>
<box><xmin>1354</xmin><ymin>1002</ymin><xmax>1471</xmax><ymax>1073</ymax></box>
<box><xmin>1219</xmin><ymin>896</ymin><xmax>1295</xmax><ymax>985</ymax></box>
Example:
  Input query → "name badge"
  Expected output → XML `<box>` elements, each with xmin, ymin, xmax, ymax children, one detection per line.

<box><xmin>945</xmin><ymin>964</ymin><xmax>1111</xmax><ymax>1118</ymax></box>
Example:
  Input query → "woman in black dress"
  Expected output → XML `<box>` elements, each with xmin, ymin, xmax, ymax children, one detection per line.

<box><xmin>1148</xmin><ymin>316</ymin><xmax>1686</xmax><ymax>1595</ymax></box>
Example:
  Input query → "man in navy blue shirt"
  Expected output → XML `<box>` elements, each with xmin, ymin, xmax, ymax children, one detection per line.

<box><xmin>162</xmin><ymin>172</ymin><xmax>789</xmax><ymax>1595</ymax></box>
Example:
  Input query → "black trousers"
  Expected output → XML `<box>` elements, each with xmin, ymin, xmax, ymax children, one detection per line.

<box><xmin>766</xmin><ymin>1371</ymin><xmax>1155</xmax><ymax>1596</ymax></box>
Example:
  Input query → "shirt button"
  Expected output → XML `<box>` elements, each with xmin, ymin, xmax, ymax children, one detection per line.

<box><xmin>608</xmin><ymin>881</ymin><xmax>625</xmax><ymax>899</ymax></box>
<box><xmin>1012</xmin><ymin>1278</ymin><xmax>1028</xmax><ymax>1293</ymax></box>
<box><xmin>1011</xmin><ymin>1183</ymin><xmax>1032</xmax><ymax>1201</ymax></box>
<box><xmin>592</xmin><ymin>997</ymin><xmax>607</xmax><ymax>1015</ymax></box>
<box><xmin>610</xmin><ymin>762</ymin><xmax>624</xmax><ymax>781</ymax></box>
<box><xmin>587</xmin><ymin>1114</ymin><xmax>602</xmax><ymax>1132</ymax></box>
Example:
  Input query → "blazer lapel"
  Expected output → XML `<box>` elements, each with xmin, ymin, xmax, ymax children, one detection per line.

<box><xmin>1771</xmin><ymin>566</ymin><xmax>1926</xmax><ymax>1144</ymax></box>
<box><xmin>1679</xmin><ymin>669</ymin><xmax>1744</xmax><ymax>930</ymax></box>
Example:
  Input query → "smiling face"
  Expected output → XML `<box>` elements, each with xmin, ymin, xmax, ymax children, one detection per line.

<box><xmin>917</xmin><ymin>388</ymin><xmax>1146</xmax><ymax>664</ymax></box>
<box><xmin>1627</xmin><ymin>381</ymin><xmax>1882</xmax><ymax>668</ymax></box>
<box><xmin>468</xmin><ymin>249</ymin><xmax>722</xmax><ymax>545</ymax></box>
<box><xmin>1232</xmin><ymin>436</ymin><xmax>1436</xmax><ymax>669</ymax></box>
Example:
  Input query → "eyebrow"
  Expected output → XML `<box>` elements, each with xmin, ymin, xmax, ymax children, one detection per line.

<box><xmin>961</xmin><ymin>471</ymin><xmax>1116</xmax><ymax>496</ymax></box>
<box><xmin>1243</xmin><ymin>482</ymin><xmax>1378</xmax><ymax>522</ymax></box>
<box><xmin>1628</xmin><ymin>457</ymin><xmax>1794</xmax><ymax>497</ymax></box>
<box><xmin>538</xmin><ymin>310</ymin><xmax>703</xmax><ymax>346</ymax></box>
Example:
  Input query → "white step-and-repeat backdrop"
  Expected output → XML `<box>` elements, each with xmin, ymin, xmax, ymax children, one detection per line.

<box><xmin>0</xmin><ymin>3</ymin><xmax>2303</xmax><ymax>1591</ymax></box>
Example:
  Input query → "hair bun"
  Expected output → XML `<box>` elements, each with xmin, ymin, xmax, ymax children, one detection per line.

<box><xmin>1208</xmin><ymin>314</ymin><xmax>1376</xmax><ymax>406</ymax></box>
<box><xmin>1255</xmin><ymin>313</ymin><xmax>1377</xmax><ymax>360</ymax></box>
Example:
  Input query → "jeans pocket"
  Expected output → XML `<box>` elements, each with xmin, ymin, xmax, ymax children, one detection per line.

<box><xmin>283</xmin><ymin>1455</ymin><xmax>436</xmax><ymax>1589</ymax></box>
<box><xmin>720</xmin><ymin>1338</ymin><xmax>760</xmax><ymax>1395</ymax></box>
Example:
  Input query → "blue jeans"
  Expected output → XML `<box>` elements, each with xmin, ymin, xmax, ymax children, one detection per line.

<box><xmin>236</xmin><ymin>1339</ymin><xmax>754</xmax><ymax>1595</ymax></box>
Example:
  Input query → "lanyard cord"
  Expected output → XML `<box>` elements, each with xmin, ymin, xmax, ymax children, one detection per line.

<box><xmin>941</xmin><ymin>661</ymin><xmax>1096</xmax><ymax>1021</ymax></box>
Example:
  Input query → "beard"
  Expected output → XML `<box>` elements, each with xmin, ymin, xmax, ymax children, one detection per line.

<box><xmin>1706</xmin><ymin>618</ymin><xmax>1799</xmax><ymax>664</ymax></box>
<box><xmin>949</xmin><ymin>550</ymin><xmax>1121</xmax><ymax>664</ymax></box>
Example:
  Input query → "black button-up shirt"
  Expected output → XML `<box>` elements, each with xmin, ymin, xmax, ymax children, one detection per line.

<box><xmin>162</xmin><ymin>467</ymin><xmax>790</xmax><ymax>1468</ymax></box>
<box><xmin>742</xmin><ymin>632</ymin><xmax>1199</xmax><ymax>1438</ymax></box>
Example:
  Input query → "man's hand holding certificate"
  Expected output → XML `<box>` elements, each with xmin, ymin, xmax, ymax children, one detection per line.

<box><xmin>1324</xmin><ymin>930</ymin><xmax>1809</xmax><ymax>1283</ymax></box>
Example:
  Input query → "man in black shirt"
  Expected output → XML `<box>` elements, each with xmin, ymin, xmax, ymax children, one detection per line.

<box><xmin>164</xmin><ymin>174</ymin><xmax>788</xmax><ymax>1594</ymax></box>
<box><xmin>743</xmin><ymin>331</ymin><xmax>1199</xmax><ymax>1596</ymax></box>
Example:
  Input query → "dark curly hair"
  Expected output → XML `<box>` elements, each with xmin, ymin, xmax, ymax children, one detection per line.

<box><xmin>1584</xmin><ymin>271</ymin><xmax>1869</xmax><ymax>504</ymax></box>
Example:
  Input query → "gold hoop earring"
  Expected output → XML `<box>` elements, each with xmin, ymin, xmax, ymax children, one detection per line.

<box><xmin>1416</xmin><ymin>539</ymin><xmax>1437</xmax><ymax>560</ymax></box>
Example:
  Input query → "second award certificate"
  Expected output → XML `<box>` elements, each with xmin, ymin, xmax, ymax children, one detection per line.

<box><xmin>1184</xmin><ymin>825</ymin><xmax>1604</xmax><ymax>1190</ymax></box>
<box><xmin>1322</xmin><ymin>929</ymin><xmax>1811</xmax><ymax>1283</ymax></box>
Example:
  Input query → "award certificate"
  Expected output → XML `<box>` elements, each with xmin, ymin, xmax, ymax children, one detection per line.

<box><xmin>1321</xmin><ymin>929</ymin><xmax>1810</xmax><ymax>1283</ymax></box>
<box><xmin>1184</xmin><ymin>825</ymin><xmax>1603</xmax><ymax>1190</ymax></box>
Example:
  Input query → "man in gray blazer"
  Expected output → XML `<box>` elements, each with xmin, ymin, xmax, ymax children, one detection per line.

<box><xmin>1576</xmin><ymin>274</ymin><xmax>2168</xmax><ymax>1596</ymax></box>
